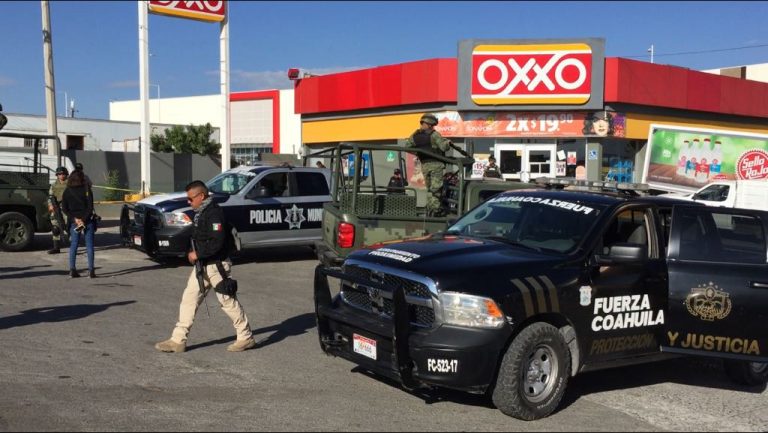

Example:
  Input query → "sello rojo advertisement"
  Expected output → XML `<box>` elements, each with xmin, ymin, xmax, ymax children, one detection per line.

<box><xmin>643</xmin><ymin>125</ymin><xmax>768</xmax><ymax>193</ymax></box>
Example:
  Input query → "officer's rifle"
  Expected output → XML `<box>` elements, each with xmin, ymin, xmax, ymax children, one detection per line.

<box><xmin>190</xmin><ymin>238</ymin><xmax>210</xmax><ymax>317</ymax></box>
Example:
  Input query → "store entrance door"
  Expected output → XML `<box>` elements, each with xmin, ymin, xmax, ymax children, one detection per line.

<box><xmin>496</xmin><ymin>144</ymin><xmax>556</xmax><ymax>180</ymax></box>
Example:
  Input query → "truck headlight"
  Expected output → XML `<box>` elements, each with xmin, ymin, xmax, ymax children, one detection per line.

<box><xmin>164</xmin><ymin>212</ymin><xmax>192</xmax><ymax>226</ymax></box>
<box><xmin>439</xmin><ymin>292</ymin><xmax>504</xmax><ymax>329</ymax></box>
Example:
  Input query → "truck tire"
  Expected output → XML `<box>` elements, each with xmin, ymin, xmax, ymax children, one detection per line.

<box><xmin>724</xmin><ymin>360</ymin><xmax>768</xmax><ymax>386</ymax></box>
<box><xmin>0</xmin><ymin>212</ymin><xmax>34</xmax><ymax>252</ymax></box>
<box><xmin>492</xmin><ymin>322</ymin><xmax>570</xmax><ymax>420</ymax></box>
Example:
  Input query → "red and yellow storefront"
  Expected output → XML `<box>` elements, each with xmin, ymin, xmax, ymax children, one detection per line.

<box><xmin>293</xmin><ymin>39</ymin><xmax>768</xmax><ymax>184</ymax></box>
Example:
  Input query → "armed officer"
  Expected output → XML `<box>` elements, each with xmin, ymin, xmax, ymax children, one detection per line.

<box><xmin>47</xmin><ymin>166</ymin><xmax>69</xmax><ymax>254</ymax></box>
<box><xmin>405</xmin><ymin>113</ymin><xmax>464</xmax><ymax>217</ymax></box>
<box><xmin>155</xmin><ymin>180</ymin><xmax>257</xmax><ymax>353</ymax></box>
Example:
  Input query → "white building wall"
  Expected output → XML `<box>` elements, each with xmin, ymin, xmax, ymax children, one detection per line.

<box><xmin>279</xmin><ymin>89</ymin><xmax>302</xmax><ymax>156</ymax></box>
<box><xmin>110</xmin><ymin>95</ymin><xmax>222</xmax><ymax>127</ymax></box>
<box><xmin>746</xmin><ymin>64</ymin><xmax>768</xmax><ymax>83</ymax></box>
<box><xmin>109</xmin><ymin>89</ymin><xmax>301</xmax><ymax>155</ymax></box>
<box><xmin>231</xmin><ymin>99</ymin><xmax>272</xmax><ymax>144</ymax></box>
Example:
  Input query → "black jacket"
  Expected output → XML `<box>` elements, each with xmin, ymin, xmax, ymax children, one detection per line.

<box><xmin>192</xmin><ymin>201</ymin><xmax>230</xmax><ymax>264</ymax></box>
<box><xmin>61</xmin><ymin>185</ymin><xmax>94</xmax><ymax>221</ymax></box>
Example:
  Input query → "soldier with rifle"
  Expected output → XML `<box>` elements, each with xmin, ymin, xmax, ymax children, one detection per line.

<box><xmin>47</xmin><ymin>166</ymin><xmax>69</xmax><ymax>254</ymax></box>
<box><xmin>405</xmin><ymin>113</ymin><xmax>471</xmax><ymax>217</ymax></box>
<box><xmin>155</xmin><ymin>180</ymin><xmax>256</xmax><ymax>353</ymax></box>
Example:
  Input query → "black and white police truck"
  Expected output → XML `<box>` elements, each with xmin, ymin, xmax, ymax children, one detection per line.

<box><xmin>314</xmin><ymin>179</ymin><xmax>768</xmax><ymax>420</ymax></box>
<box><xmin>121</xmin><ymin>164</ymin><xmax>331</xmax><ymax>259</ymax></box>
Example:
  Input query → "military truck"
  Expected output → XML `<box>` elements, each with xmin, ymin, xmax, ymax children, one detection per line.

<box><xmin>311</xmin><ymin>142</ymin><xmax>533</xmax><ymax>267</ymax></box>
<box><xmin>0</xmin><ymin>132</ymin><xmax>59</xmax><ymax>251</ymax></box>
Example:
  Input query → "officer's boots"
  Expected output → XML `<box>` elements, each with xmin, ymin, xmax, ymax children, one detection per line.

<box><xmin>47</xmin><ymin>240</ymin><xmax>60</xmax><ymax>255</ymax></box>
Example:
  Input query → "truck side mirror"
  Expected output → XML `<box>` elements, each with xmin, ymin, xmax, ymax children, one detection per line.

<box><xmin>247</xmin><ymin>185</ymin><xmax>272</xmax><ymax>199</ymax></box>
<box><xmin>595</xmin><ymin>243</ymin><xmax>647</xmax><ymax>265</ymax></box>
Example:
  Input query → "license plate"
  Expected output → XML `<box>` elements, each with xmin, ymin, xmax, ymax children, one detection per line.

<box><xmin>133</xmin><ymin>235</ymin><xmax>142</xmax><ymax>246</ymax></box>
<box><xmin>352</xmin><ymin>334</ymin><xmax>377</xmax><ymax>360</ymax></box>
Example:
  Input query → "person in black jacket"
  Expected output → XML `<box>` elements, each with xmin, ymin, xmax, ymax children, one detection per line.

<box><xmin>155</xmin><ymin>180</ymin><xmax>256</xmax><ymax>353</ymax></box>
<box><xmin>61</xmin><ymin>170</ymin><xmax>96</xmax><ymax>278</ymax></box>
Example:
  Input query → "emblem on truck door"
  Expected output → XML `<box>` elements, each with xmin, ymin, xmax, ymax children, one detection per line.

<box><xmin>685</xmin><ymin>283</ymin><xmax>732</xmax><ymax>322</ymax></box>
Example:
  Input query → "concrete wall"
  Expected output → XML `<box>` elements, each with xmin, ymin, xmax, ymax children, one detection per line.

<box><xmin>63</xmin><ymin>150</ymin><xmax>221</xmax><ymax>201</ymax></box>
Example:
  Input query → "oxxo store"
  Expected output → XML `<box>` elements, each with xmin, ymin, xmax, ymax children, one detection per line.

<box><xmin>294</xmin><ymin>38</ymin><xmax>768</xmax><ymax>186</ymax></box>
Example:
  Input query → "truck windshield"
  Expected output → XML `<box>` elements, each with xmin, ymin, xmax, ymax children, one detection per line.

<box><xmin>207</xmin><ymin>171</ymin><xmax>256</xmax><ymax>195</ymax></box>
<box><xmin>448</xmin><ymin>194</ymin><xmax>604</xmax><ymax>254</ymax></box>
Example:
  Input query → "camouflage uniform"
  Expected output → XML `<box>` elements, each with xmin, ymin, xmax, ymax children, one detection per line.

<box><xmin>406</xmin><ymin>126</ymin><xmax>452</xmax><ymax>216</ymax></box>
<box><xmin>49</xmin><ymin>179</ymin><xmax>67</xmax><ymax>242</ymax></box>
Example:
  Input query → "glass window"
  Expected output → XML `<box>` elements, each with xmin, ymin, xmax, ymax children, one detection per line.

<box><xmin>678</xmin><ymin>210</ymin><xmax>766</xmax><ymax>264</ymax></box>
<box><xmin>599</xmin><ymin>209</ymin><xmax>651</xmax><ymax>257</ymax></box>
<box><xmin>251</xmin><ymin>172</ymin><xmax>288</xmax><ymax>197</ymax></box>
<box><xmin>693</xmin><ymin>184</ymin><xmax>730</xmax><ymax>202</ymax></box>
<box><xmin>206</xmin><ymin>170</ymin><xmax>256</xmax><ymax>195</ymax></box>
<box><xmin>528</xmin><ymin>150</ymin><xmax>551</xmax><ymax>174</ymax></box>
<box><xmin>296</xmin><ymin>172</ymin><xmax>329</xmax><ymax>196</ymax></box>
<box><xmin>448</xmin><ymin>193</ymin><xmax>604</xmax><ymax>254</ymax></box>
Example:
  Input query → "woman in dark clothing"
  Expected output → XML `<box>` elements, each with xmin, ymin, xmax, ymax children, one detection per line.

<box><xmin>61</xmin><ymin>170</ymin><xmax>96</xmax><ymax>278</ymax></box>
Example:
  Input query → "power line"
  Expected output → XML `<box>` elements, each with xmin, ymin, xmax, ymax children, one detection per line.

<box><xmin>622</xmin><ymin>43</ymin><xmax>768</xmax><ymax>60</ymax></box>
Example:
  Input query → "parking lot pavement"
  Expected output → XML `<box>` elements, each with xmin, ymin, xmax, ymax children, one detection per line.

<box><xmin>0</xmin><ymin>223</ymin><xmax>766</xmax><ymax>431</ymax></box>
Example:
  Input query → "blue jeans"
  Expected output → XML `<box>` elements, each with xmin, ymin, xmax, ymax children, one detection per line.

<box><xmin>69</xmin><ymin>220</ymin><xmax>95</xmax><ymax>271</ymax></box>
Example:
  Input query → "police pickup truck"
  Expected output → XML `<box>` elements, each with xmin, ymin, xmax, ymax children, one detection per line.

<box><xmin>314</xmin><ymin>179</ymin><xmax>768</xmax><ymax>420</ymax></box>
<box><xmin>121</xmin><ymin>164</ymin><xmax>331</xmax><ymax>259</ymax></box>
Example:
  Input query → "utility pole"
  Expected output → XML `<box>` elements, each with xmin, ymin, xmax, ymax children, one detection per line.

<box><xmin>648</xmin><ymin>44</ymin><xmax>655</xmax><ymax>64</ymax></box>
<box><xmin>41</xmin><ymin>0</ymin><xmax>60</xmax><ymax>166</ymax></box>
<box><xmin>138</xmin><ymin>1</ymin><xmax>151</xmax><ymax>196</ymax></box>
<box><xmin>219</xmin><ymin>8</ymin><xmax>230</xmax><ymax>172</ymax></box>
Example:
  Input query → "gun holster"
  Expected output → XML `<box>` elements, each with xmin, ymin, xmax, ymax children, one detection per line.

<box><xmin>213</xmin><ymin>261</ymin><xmax>238</xmax><ymax>297</ymax></box>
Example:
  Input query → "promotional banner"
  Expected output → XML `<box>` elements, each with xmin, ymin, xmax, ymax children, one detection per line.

<box><xmin>643</xmin><ymin>125</ymin><xmax>768</xmax><ymax>192</ymax></box>
<box><xmin>433</xmin><ymin>110</ymin><xmax>625</xmax><ymax>138</ymax></box>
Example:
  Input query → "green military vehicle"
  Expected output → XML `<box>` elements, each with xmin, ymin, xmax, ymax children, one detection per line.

<box><xmin>311</xmin><ymin>142</ymin><xmax>534</xmax><ymax>266</ymax></box>
<box><xmin>0</xmin><ymin>132</ymin><xmax>59</xmax><ymax>251</ymax></box>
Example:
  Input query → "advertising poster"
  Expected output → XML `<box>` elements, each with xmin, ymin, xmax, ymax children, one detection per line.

<box><xmin>433</xmin><ymin>110</ymin><xmax>626</xmax><ymax>138</ymax></box>
<box><xmin>643</xmin><ymin>125</ymin><xmax>768</xmax><ymax>192</ymax></box>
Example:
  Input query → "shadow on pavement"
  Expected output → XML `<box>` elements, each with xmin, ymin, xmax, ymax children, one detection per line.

<box><xmin>184</xmin><ymin>312</ymin><xmax>316</xmax><ymax>352</ymax></box>
<box><xmin>351</xmin><ymin>355</ymin><xmax>767</xmax><ymax>414</ymax></box>
<box><xmin>0</xmin><ymin>300</ymin><xmax>136</xmax><ymax>330</ymax></box>
<box><xmin>0</xmin><ymin>265</ymin><xmax>51</xmax><ymax>274</ymax></box>
<box><xmin>0</xmin><ymin>269</ymin><xmax>69</xmax><ymax>280</ymax></box>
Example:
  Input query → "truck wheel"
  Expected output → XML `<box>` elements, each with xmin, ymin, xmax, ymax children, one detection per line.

<box><xmin>724</xmin><ymin>360</ymin><xmax>768</xmax><ymax>386</ymax></box>
<box><xmin>492</xmin><ymin>323</ymin><xmax>570</xmax><ymax>420</ymax></box>
<box><xmin>0</xmin><ymin>212</ymin><xmax>34</xmax><ymax>252</ymax></box>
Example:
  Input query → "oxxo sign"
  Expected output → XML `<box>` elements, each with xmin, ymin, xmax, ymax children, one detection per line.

<box><xmin>458</xmin><ymin>39</ymin><xmax>605</xmax><ymax>111</ymax></box>
<box><xmin>148</xmin><ymin>1</ymin><xmax>226</xmax><ymax>23</ymax></box>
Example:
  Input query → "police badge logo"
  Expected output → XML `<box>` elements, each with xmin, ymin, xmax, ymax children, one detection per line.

<box><xmin>686</xmin><ymin>283</ymin><xmax>732</xmax><ymax>322</ymax></box>
<box><xmin>579</xmin><ymin>286</ymin><xmax>592</xmax><ymax>307</ymax></box>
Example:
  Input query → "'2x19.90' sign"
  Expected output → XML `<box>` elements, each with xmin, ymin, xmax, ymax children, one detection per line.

<box><xmin>148</xmin><ymin>1</ymin><xmax>226</xmax><ymax>23</ymax></box>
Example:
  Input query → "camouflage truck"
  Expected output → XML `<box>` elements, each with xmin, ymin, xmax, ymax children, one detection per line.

<box><xmin>311</xmin><ymin>142</ymin><xmax>534</xmax><ymax>267</ymax></box>
<box><xmin>0</xmin><ymin>132</ymin><xmax>58</xmax><ymax>251</ymax></box>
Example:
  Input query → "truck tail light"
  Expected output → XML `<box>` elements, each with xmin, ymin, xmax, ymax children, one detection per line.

<box><xmin>337</xmin><ymin>222</ymin><xmax>355</xmax><ymax>248</ymax></box>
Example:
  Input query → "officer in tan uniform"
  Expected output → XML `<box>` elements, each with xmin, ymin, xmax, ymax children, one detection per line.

<box><xmin>155</xmin><ymin>180</ymin><xmax>256</xmax><ymax>353</ymax></box>
<box><xmin>47</xmin><ymin>166</ymin><xmax>69</xmax><ymax>254</ymax></box>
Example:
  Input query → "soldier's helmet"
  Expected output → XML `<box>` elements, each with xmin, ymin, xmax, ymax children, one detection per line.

<box><xmin>420</xmin><ymin>113</ymin><xmax>438</xmax><ymax>126</ymax></box>
<box><xmin>55</xmin><ymin>166</ymin><xmax>69</xmax><ymax>176</ymax></box>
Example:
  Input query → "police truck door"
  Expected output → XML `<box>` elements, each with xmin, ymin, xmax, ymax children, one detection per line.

<box><xmin>663</xmin><ymin>205</ymin><xmax>768</xmax><ymax>363</ymax></box>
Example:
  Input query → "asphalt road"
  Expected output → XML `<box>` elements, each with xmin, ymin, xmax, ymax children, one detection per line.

<box><xmin>0</xmin><ymin>223</ymin><xmax>766</xmax><ymax>431</ymax></box>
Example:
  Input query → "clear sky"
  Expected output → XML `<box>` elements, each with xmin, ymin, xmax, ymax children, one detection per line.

<box><xmin>1</xmin><ymin>1</ymin><xmax>767</xmax><ymax>120</ymax></box>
